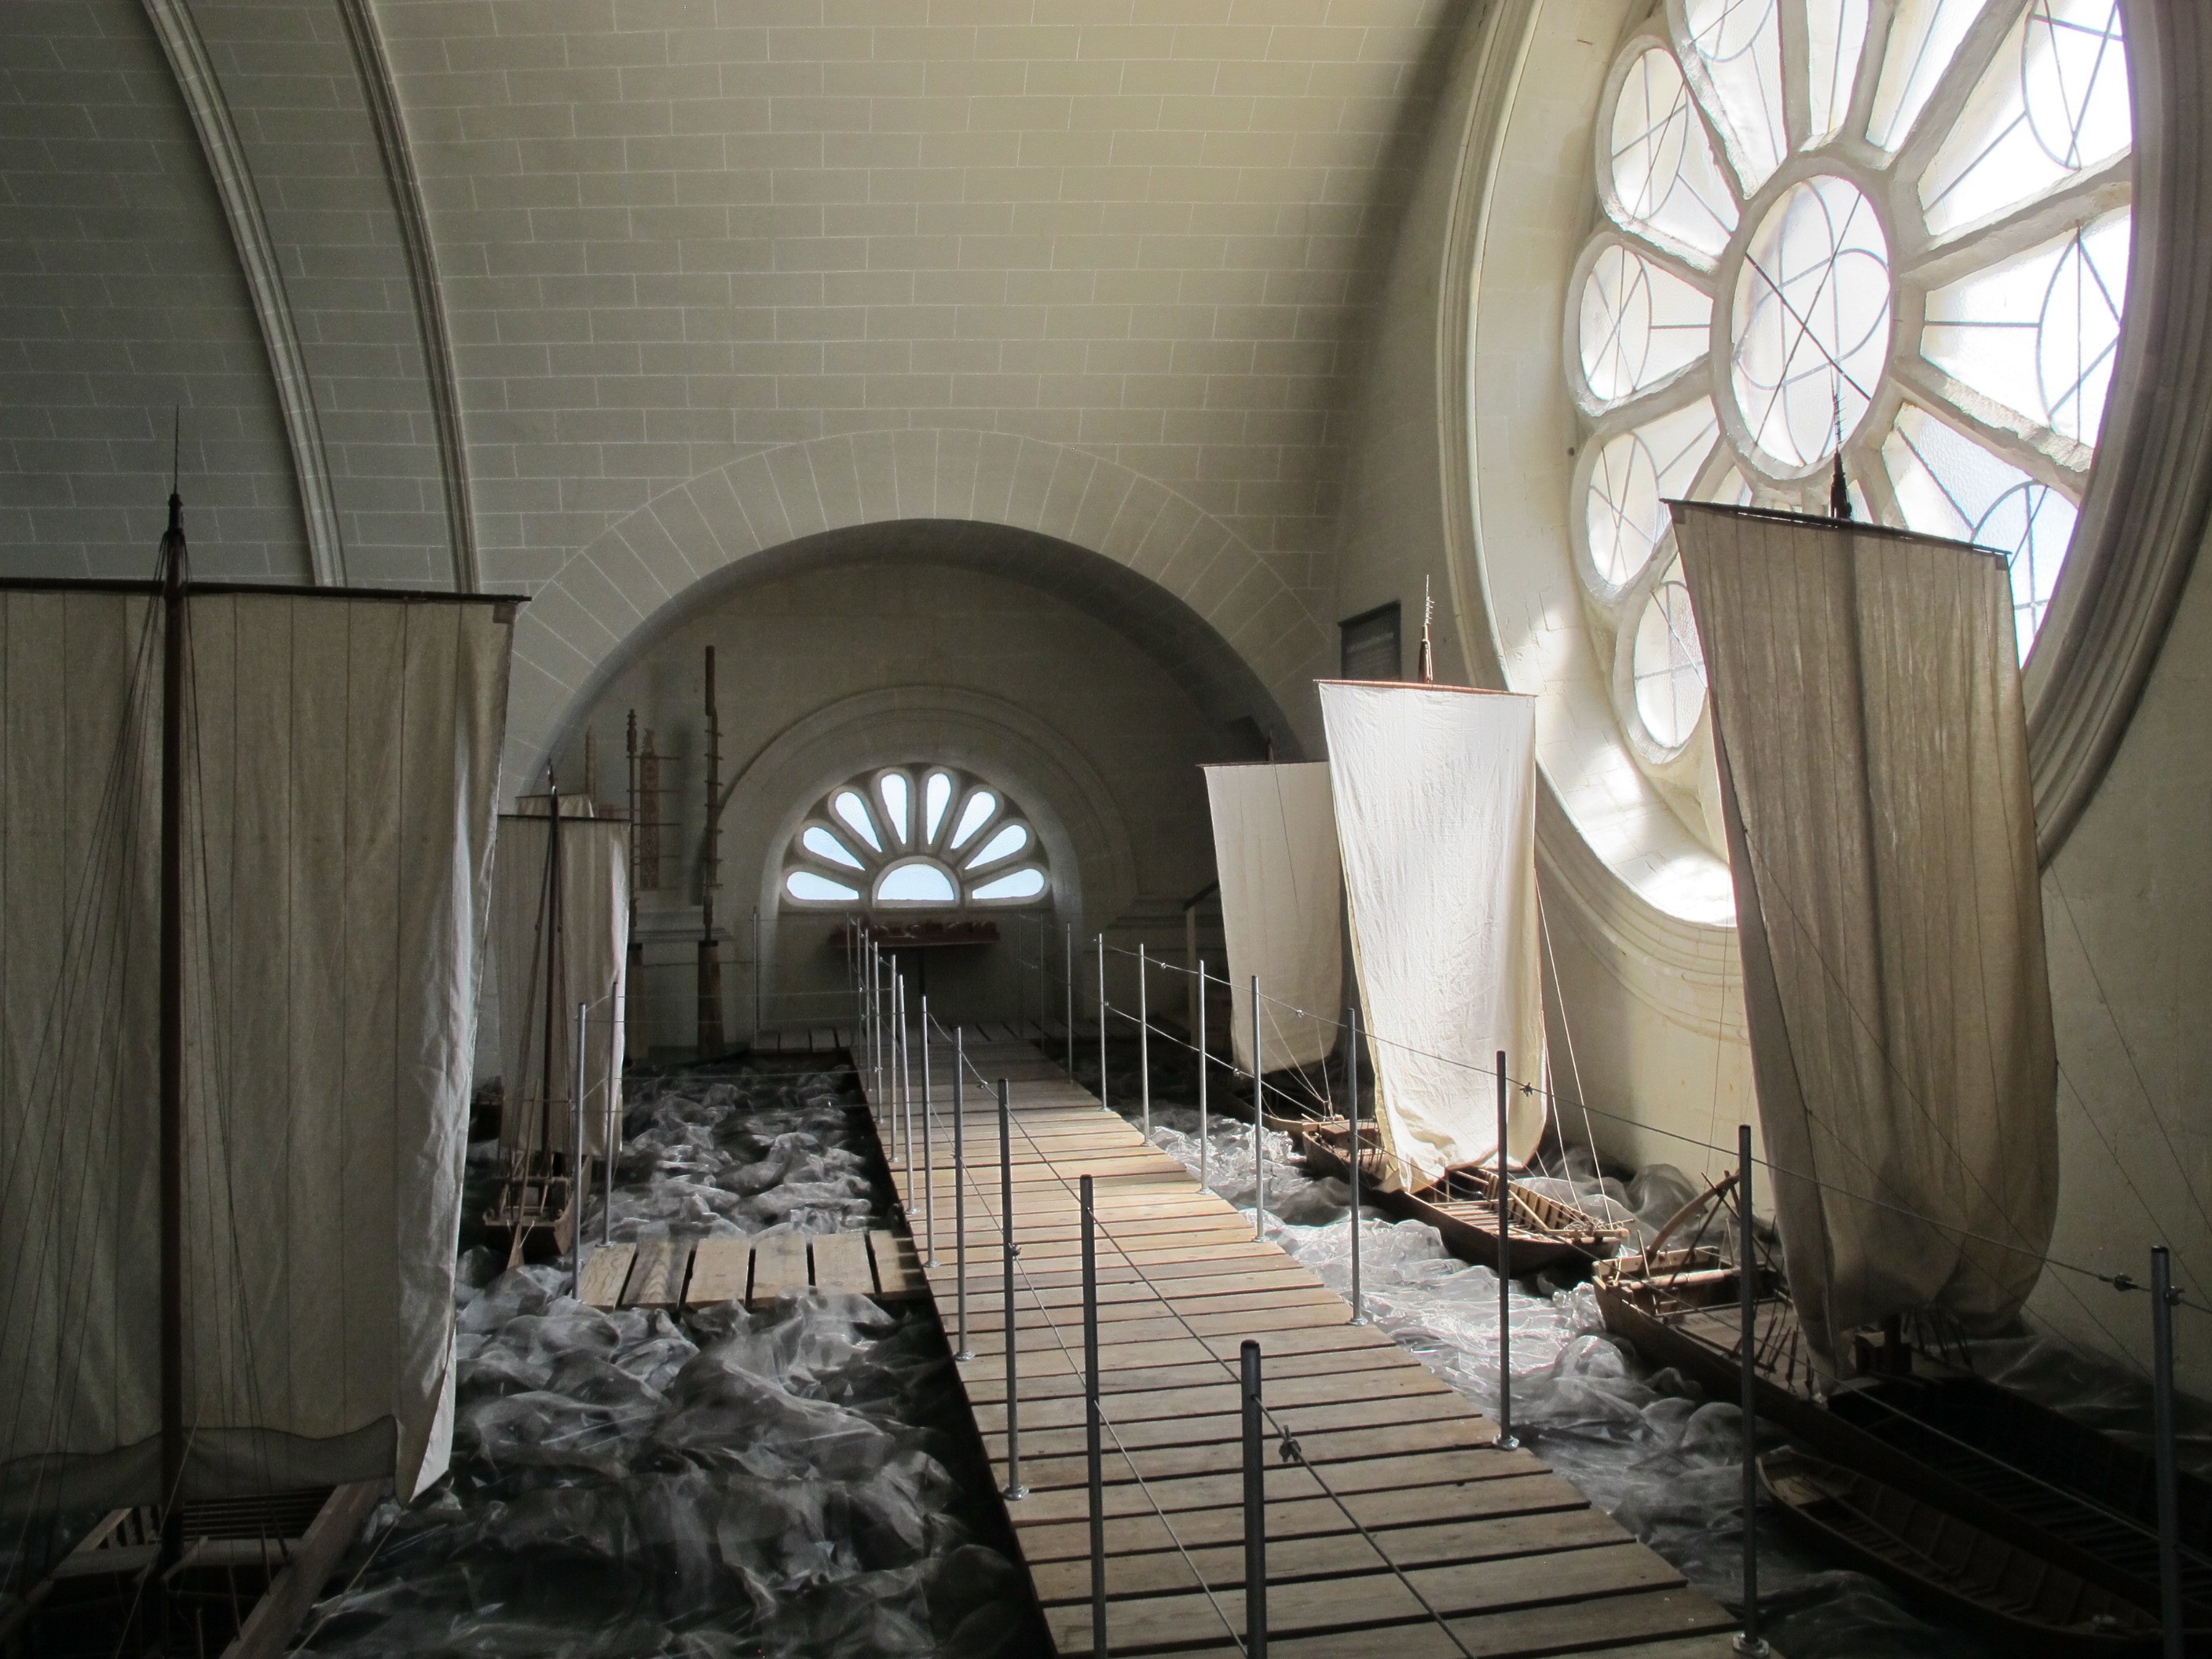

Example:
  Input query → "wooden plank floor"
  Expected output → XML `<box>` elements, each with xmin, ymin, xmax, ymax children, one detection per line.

<box><xmin>863</xmin><ymin>1037</ymin><xmax>1743</xmax><ymax>1659</ymax></box>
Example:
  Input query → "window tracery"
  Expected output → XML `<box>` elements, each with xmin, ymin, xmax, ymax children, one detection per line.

<box><xmin>782</xmin><ymin>766</ymin><xmax>1049</xmax><ymax>910</ymax></box>
<box><xmin>1568</xmin><ymin>0</ymin><xmax>2132</xmax><ymax>763</ymax></box>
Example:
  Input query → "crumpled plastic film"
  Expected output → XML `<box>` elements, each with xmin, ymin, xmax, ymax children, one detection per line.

<box><xmin>303</xmin><ymin>1068</ymin><xmax>1028</xmax><ymax>1658</ymax></box>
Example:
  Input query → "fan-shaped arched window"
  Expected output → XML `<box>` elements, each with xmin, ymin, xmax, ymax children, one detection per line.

<box><xmin>782</xmin><ymin>766</ymin><xmax>1051</xmax><ymax>910</ymax></box>
<box><xmin>1569</xmin><ymin>0</ymin><xmax>2132</xmax><ymax>764</ymax></box>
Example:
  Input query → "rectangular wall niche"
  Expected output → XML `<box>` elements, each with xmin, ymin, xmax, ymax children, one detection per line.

<box><xmin>1339</xmin><ymin>602</ymin><xmax>1401</xmax><ymax>681</ymax></box>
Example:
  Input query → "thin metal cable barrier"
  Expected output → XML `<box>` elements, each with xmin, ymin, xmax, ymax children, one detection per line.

<box><xmin>938</xmin><ymin>1020</ymin><xmax>1481</xmax><ymax>1659</ymax></box>
<box><xmin>1100</xmin><ymin>943</ymin><xmax>2192</xmax><ymax>1320</ymax></box>
<box><xmin>1054</xmin><ymin>965</ymin><xmax>2207</xmax><ymax>1628</ymax></box>
<box><xmin>926</xmin><ymin>1046</ymin><xmax>1247</xmax><ymax>1655</ymax></box>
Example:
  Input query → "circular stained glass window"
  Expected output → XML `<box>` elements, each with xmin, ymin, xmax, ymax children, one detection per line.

<box><xmin>1569</xmin><ymin>0</ymin><xmax>2132</xmax><ymax>758</ymax></box>
<box><xmin>782</xmin><ymin>765</ymin><xmax>1050</xmax><ymax>910</ymax></box>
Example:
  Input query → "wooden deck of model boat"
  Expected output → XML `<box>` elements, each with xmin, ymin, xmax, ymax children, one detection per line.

<box><xmin>1295</xmin><ymin>1120</ymin><xmax>1624</xmax><ymax>1276</ymax></box>
<box><xmin>1761</xmin><ymin>1447</ymin><xmax>2161</xmax><ymax>1654</ymax></box>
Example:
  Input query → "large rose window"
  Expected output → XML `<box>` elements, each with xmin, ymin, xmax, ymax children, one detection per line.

<box><xmin>1569</xmin><ymin>0</ymin><xmax>2130</xmax><ymax>763</ymax></box>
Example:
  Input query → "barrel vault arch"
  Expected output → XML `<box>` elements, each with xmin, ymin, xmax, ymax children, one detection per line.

<box><xmin>500</xmin><ymin>428</ymin><xmax>1331</xmax><ymax>796</ymax></box>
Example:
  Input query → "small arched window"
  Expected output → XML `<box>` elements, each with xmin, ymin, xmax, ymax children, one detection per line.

<box><xmin>782</xmin><ymin>765</ymin><xmax>1050</xmax><ymax>910</ymax></box>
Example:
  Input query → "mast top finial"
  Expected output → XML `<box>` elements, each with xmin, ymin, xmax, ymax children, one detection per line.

<box><xmin>1419</xmin><ymin>577</ymin><xmax>1436</xmax><ymax>684</ymax></box>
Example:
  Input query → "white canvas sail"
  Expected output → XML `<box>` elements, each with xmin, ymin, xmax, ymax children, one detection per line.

<box><xmin>1203</xmin><ymin>762</ymin><xmax>1342</xmax><ymax>1075</ymax></box>
<box><xmin>0</xmin><ymin>585</ymin><xmax>512</xmax><ymax>1513</ymax></box>
<box><xmin>494</xmin><ymin>797</ymin><xmax>630</xmax><ymax>1159</ymax></box>
<box><xmin>1672</xmin><ymin>500</ymin><xmax>2057</xmax><ymax>1368</ymax></box>
<box><xmin>1319</xmin><ymin>682</ymin><xmax>1545</xmax><ymax>1188</ymax></box>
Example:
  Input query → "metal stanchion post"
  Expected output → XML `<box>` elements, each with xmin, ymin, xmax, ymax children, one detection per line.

<box><xmin>953</xmin><ymin>1030</ymin><xmax>972</xmax><ymax>1361</ymax></box>
<box><xmin>889</xmin><ymin>973</ymin><xmax>903</xmax><ymax>1168</ymax></box>
<box><xmin>921</xmin><ymin>994</ymin><xmax>936</xmax><ymax>1265</ymax></box>
<box><xmin>1083</xmin><ymin>1174</ymin><xmax>1106</xmax><ymax>1659</ymax></box>
<box><xmin>1000</xmin><ymin>1078</ymin><xmax>1027</xmax><ymax>1500</ymax></box>
<box><xmin>1138</xmin><ymin>943</ymin><xmax>1151</xmax><ymax>1137</ymax></box>
<box><xmin>1495</xmin><ymin>1050</ymin><xmax>1517</xmax><ymax>1450</ymax></box>
<box><xmin>1346</xmin><ymin>1005</ymin><xmax>1364</xmax><ymax>1324</ymax></box>
<box><xmin>1097</xmin><ymin>932</ymin><xmax>1108</xmax><ymax>1111</ymax></box>
<box><xmin>605</xmin><ymin>982</ymin><xmax>623</xmax><ymax>1248</ymax></box>
<box><xmin>1197</xmin><ymin>961</ymin><xmax>1210</xmax><ymax>1192</ymax></box>
<box><xmin>1735</xmin><ymin>1122</ymin><xmax>1768</xmax><ymax>1657</ymax></box>
<box><xmin>1251</xmin><ymin>975</ymin><xmax>1264</xmax><ymax>1242</ymax></box>
<box><xmin>1064</xmin><ymin>922</ymin><xmax>1075</xmax><ymax>1077</ymax></box>
<box><xmin>1241</xmin><ymin>1339</ymin><xmax>1267</xmax><ymax>1659</ymax></box>
<box><xmin>898</xmin><ymin>976</ymin><xmax>913</xmax><ymax>1172</ymax></box>
<box><xmin>2153</xmin><ymin>1244</ymin><xmax>2184</xmax><ymax>1659</ymax></box>
<box><xmin>571</xmin><ymin>999</ymin><xmax>588</xmax><ymax>1291</ymax></box>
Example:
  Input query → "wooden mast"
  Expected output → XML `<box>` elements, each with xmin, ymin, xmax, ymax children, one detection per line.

<box><xmin>158</xmin><ymin>488</ymin><xmax>187</xmax><ymax>1566</ymax></box>
<box><xmin>697</xmin><ymin>646</ymin><xmax>724</xmax><ymax>1054</ymax></box>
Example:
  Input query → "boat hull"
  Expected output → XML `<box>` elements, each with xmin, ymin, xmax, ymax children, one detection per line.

<box><xmin>1595</xmin><ymin>1280</ymin><xmax>2208</xmax><ymax>1638</ymax></box>
<box><xmin>1297</xmin><ymin>1127</ymin><xmax>1618</xmax><ymax>1278</ymax></box>
<box><xmin>1760</xmin><ymin>1447</ymin><xmax>2160</xmax><ymax>1655</ymax></box>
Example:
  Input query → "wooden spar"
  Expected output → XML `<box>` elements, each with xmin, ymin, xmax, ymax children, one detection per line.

<box><xmin>158</xmin><ymin>489</ymin><xmax>187</xmax><ymax>1566</ymax></box>
<box><xmin>638</xmin><ymin>730</ymin><xmax>661</xmax><ymax>890</ymax></box>
<box><xmin>697</xmin><ymin>646</ymin><xmax>724</xmax><ymax>1054</ymax></box>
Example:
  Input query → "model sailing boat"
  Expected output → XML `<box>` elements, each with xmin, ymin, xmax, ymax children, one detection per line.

<box><xmin>0</xmin><ymin>494</ymin><xmax>513</xmax><ymax>1655</ymax></box>
<box><xmin>1593</xmin><ymin>497</ymin><xmax>2188</xmax><ymax>1648</ymax></box>
<box><xmin>482</xmin><ymin>783</ymin><xmax>629</xmax><ymax>1266</ymax></box>
<box><xmin>1281</xmin><ymin>616</ymin><xmax>1621</xmax><ymax>1273</ymax></box>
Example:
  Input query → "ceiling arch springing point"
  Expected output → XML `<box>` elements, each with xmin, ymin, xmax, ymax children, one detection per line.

<box><xmin>1566</xmin><ymin>0</ymin><xmax>2133</xmax><ymax>773</ymax></box>
<box><xmin>785</xmin><ymin>764</ymin><xmax>1049</xmax><ymax>910</ymax></box>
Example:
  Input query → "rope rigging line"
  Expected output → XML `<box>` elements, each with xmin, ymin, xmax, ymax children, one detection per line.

<box><xmin>1059</xmin><ymin>947</ymin><xmax>2191</xmax><ymax>1363</ymax></box>
<box><xmin>1219</xmin><ymin>973</ymin><xmax>2177</xmax><ymax>1316</ymax></box>
<box><xmin>928</xmin><ymin>1019</ymin><xmax>1481</xmax><ymax>1659</ymax></box>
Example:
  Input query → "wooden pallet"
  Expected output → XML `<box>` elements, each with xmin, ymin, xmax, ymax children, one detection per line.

<box><xmin>863</xmin><ymin>1038</ymin><xmax>1745</xmax><ymax>1659</ymax></box>
<box><xmin>575</xmin><ymin>1227</ymin><xmax>928</xmax><ymax>1311</ymax></box>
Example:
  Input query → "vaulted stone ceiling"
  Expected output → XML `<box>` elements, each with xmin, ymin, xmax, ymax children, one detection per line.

<box><xmin>0</xmin><ymin>0</ymin><xmax>1459</xmax><ymax>650</ymax></box>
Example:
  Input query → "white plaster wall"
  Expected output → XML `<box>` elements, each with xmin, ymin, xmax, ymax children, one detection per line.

<box><xmin>375</xmin><ymin>0</ymin><xmax>1456</xmax><ymax>602</ymax></box>
<box><xmin>1330</xmin><ymin>0</ymin><xmax>1755</xmax><ymax>1186</ymax></box>
<box><xmin>556</xmin><ymin>555</ymin><xmax>1243</xmax><ymax>1055</ymax></box>
<box><xmin>0</xmin><ymin>0</ymin><xmax>309</xmax><ymax>580</ymax></box>
<box><xmin>2030</xmin><ymin>525</ymin><xmax>2212</xmax><ymax>1395</ymax></box>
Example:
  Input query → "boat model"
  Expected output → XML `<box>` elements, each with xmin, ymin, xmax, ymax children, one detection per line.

<box><xmin>1760</xmin><ymin>1445</ymin><xmax>2163</xmax><ymax>1653</ymax></box>
<box><xmin>1297</xmin><ymin>1122</ymin><xmax>1624</xmax><ymax>1275</ymax></box>
<box><xmin>481</xmin><ymin>786</ymin><xmax>629</xmax><ymax>1266</ymax></box>
<box><xmin>1202</xmin><ymin>665</ymin><xmax>1624</xmax><ymax>1276</ymax></box>
<box><xmin>1591</xmin><ymin>499</ymin><xmax>2207</xmax><ymax>1649</ymax></box>
<box><xmin>0</xmin><ymin>494</ymin><xmax>513</xmax><ymax>1655</ymax></box>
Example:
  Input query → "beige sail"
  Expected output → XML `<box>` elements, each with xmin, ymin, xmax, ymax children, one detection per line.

<box><xmin>1318</xmin><ymin>681</ymin><xmax>1546</xmax><ymax>1188</ymax></box>
<box><xmin>1203</xmin><ymin>762</ymin><xmax>1342</xmax><ymax>1075</ymax></box>
<box><xmin>1672</xmin><ymin>500</ymin><xmax>2056</xmax><ymax>1368</ymax></box>
<box><xmin>494</xmin><ymin>797</ymin><xmax>631</xmax><ymax>1159</ymax></box>
<box><xmin>0</xmin><ymin>587</ymin><xmax>512</xmax><ymax>1513</ymax></box>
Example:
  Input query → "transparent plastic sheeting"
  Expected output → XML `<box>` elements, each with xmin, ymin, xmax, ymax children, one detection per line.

<box><xmin>301</xmin><ymin>1074</ymin><xmax>1028</xmax><ymax>1659</ymax></box>
<box><xmin>1141</xmin><ymin>1104</ymin><xmax>2002</xmax><ymax>1659</ymax></box>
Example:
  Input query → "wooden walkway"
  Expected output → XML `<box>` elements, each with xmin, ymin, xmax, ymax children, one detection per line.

<box><xmin>577</xmin><ymin>1228</ymin><xmax>926</xmax><ymax>1311</ymax></box>
<box><xmin>864</xmin><ymin>1036</ymin><xmax>1744</xmax><ymax>1658</ymax></box>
